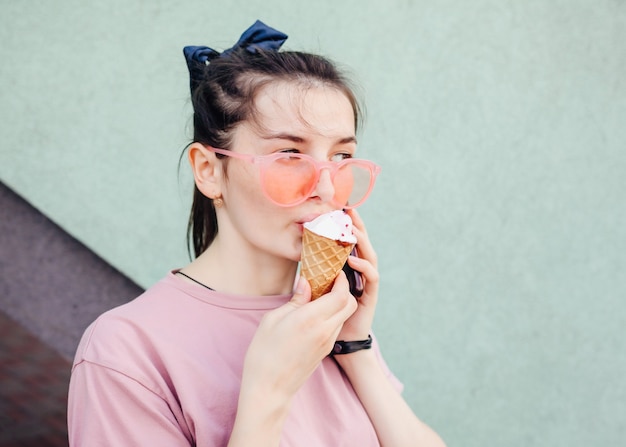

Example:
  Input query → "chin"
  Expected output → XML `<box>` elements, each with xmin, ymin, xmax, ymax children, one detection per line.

<box><xmin>288</xmin><ymin>244</ymin><xmax>303</xmax><ymax>263</ymax></box>
<box><xmin>289</xmin><ymin>250</ymin><xmax>302</xmax><ymax>263</ymax></box>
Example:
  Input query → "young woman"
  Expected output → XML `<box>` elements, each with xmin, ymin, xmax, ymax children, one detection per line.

<box><xmin>67</xmin><ymin>20</ymin><xmax>445</xmax><ymax>447</ymax></box>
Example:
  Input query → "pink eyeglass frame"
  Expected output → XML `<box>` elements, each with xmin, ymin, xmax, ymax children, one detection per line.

<box><xmin>206</xmin><ymin>146</ymin><xmax>381</xmax><ymax>208</ymax></box>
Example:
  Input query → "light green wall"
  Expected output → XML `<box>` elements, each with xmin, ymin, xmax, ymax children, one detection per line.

<box><xmin>1</xmin><ymin>1</ymin><xmax>624</xmax><ymax>445</ymax></box>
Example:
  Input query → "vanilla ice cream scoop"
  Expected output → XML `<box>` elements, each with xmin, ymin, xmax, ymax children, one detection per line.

<box><xmin>303</xmin><ymin>210</ymin><xmax>357</xmax><ymax>244</ymax></box>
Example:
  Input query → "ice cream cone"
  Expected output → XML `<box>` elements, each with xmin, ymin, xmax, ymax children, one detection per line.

<box><xmin>300</xmin><ymin>227</ymin><xmax>355</xmax><ymax>299</ymax></box>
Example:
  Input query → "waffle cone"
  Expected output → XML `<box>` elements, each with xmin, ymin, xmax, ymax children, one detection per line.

<box><xmin>300</xmin><ymin>227</ymin><xmax>355</xmax><ymax>300</ymax></box>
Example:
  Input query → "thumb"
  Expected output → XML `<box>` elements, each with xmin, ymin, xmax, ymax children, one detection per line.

<box><xmin>290</xmin><ymin>275</ymin><xmax>312</xmax><ymax>307</ymax></box>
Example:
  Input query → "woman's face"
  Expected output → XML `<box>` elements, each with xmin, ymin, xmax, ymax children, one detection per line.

<box><xmin>216</xmin><ymin>81</ymin><xmax>357</xmax><ymax>264</ymax></box>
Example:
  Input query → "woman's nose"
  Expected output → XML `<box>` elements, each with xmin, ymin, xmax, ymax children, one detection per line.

<box><xmin>312</xmin><ymin>169</ymin><xmax>335</xmax><ymax>203</ymax></box>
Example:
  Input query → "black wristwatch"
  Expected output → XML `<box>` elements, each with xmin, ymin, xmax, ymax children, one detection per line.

<box><xmin>330</xmin><ymin>335</ymin><xmax>372</xmax><ymax>355</ymax></box>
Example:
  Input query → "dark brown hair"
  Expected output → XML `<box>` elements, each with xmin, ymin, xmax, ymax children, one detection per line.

<box><xmin>185</xmin><ymin>47</ymin><xmax>362</xmax><ymax>258</ymax></box>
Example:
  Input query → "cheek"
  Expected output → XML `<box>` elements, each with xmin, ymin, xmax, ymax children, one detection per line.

<box><xmin>226</xmin><ymin>166</ymin><xmax>262</xmax><ymax>200</ymax></box>
<box><xmin>224</xmin><ymin>167</ymin><xmax>280</xmax><ymax>220</ymax></box>
<box><xmin>226</xmin><ymin>181</ymin><xmax>301</xmax><ymax>260</ymax></box>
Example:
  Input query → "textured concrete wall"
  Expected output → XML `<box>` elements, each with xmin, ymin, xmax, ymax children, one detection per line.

<box><xmin>0</xmin><ymin>182</ymin><xmax>142</xmax><ymax>361</ymax></box>
<box><xmin>1</xmin><ymin>1</ymin><xmax>625</xmax><ymax>445</ymax></box>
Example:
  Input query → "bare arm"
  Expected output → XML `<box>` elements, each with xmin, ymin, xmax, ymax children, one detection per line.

<box><xmin>335</xmin><ymin>209</ymin><xmax>446</xmax><ymax>446</ymax></box>
<box><xmin>334</xmin><ymin>350</ymin><xmax>446</xmax><ymax>447</ymax></box>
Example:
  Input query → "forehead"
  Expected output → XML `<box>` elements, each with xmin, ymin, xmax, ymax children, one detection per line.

<box><xmin>247</xmin><ymin>81</ymin><xmax>356</xmax><ymax>138</ymax></box>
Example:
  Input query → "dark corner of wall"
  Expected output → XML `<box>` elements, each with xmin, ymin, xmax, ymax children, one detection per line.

<box><xmin>0</xmin><ymin>181</ymin><xmax>144</xmax><ymax>361</ymax></box>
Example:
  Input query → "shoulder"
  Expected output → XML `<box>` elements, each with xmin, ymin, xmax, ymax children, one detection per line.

<box><xmin>72</xmin><ymin>276</ymin><xmax>186</xmax><ymax>371</ymax></box>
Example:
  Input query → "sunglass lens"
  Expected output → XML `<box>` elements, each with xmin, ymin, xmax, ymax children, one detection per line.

<box><xmin>263</xmin><ymin>156</ymin><xmax>316</xmax><ymax>205</ymax></box>
<box><xmin>334</xmin><ymin>164</ymin><xmax>372</xmax><ymax>208</ymax></box>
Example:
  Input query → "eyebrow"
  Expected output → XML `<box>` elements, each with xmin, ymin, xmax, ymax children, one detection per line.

<box><xmin>262</xmin><ymin>132</ymin><xmax>357</xmax><ymax>145</ymax></box>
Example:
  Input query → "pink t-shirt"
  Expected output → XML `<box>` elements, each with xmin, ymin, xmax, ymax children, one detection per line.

<box><xmin>68</xmin><ymin>271</ymin><xmax>402</xmax><ymax>446</ymax></box>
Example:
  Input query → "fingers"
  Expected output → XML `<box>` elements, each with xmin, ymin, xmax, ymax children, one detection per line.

<box><xmin>271</xmin><ymin>273</ymin><xmax>356</xmax><ymax>332</ymax></box>
<box><xmin>286</xmin><ymin>274</ymin><xmax>357</xmax><ymax>328</ymax></box>
<box><xmin>308</xmin><ymin>272</ymin><xmax>358</xmax><ymax>350</ymax></box>
<box><xmin>346</xmin><ymin>209</ymin><xmax>377</xmax><ymax>269</ymax></box>
<box><xmin>345</xmin><ymin>209</ymin><xmax>378</xmax><ymax>298</ymax></box>
<box><xmin>346</xmin><ymin>207</ymin><xmax>364</xmax><ymax>227</ymax></box>
<box><xmin>267</xmin><ymin>276</ymin><xmax>311</xmax><ymax>323</ymax></box>
<box><xmin>344</xmin><ymin>209</ymin><xmax>379</xmax><ymax>308</ymax></box>
<box><xmin>241</xmin><ymin>274</ymin><xmax>358</xmax><ymax>403</ymax></box>
<box><xmin>347</xmin><ymin>255</ymin><xmax>379</xmax><ymax>289</ymax></box>
<box><xmin>290</xmin><ymin>275</ymin><xmax>312</xmax><ymax>307</ymax></box>
<box><xmin>346</xmin><ymin>255</ymin><xmax>379</xmax><ymax>309</ymax></box>
<box><xmin>306</xmin><ymin>272</ymin><xmax>357</xmax><ymax>322</ymax></box>
<box><xmin>326</xmin><ymin>271</ymin><xmax>358</xmax><ymax>320</ymax></box>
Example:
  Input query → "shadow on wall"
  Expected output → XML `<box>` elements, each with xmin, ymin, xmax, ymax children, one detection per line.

<box><xmin>0</xmin><ymin>181</ymin><xmax>143</xmax><ymax>361</ymax></box>
<box><xmin>0</xmin><ymin>181</ymin><xmax>143</xmax><ymax>445</ymax></box>
<box><xmin>0</xmin><ymin>311</ymin><xmax>71</xmax><ymax>446</ymax></box>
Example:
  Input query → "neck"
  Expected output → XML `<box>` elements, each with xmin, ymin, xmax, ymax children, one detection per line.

<box><xmin>183</xmin><ymin>235</ymin><xmax>299</xmax><ymax>296</ymax></box>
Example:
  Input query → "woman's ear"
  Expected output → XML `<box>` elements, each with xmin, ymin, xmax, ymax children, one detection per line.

<box><xmin>188</xmin><ymin>143</ymin><xmax>222</xmax><ymax>199</ymax></box>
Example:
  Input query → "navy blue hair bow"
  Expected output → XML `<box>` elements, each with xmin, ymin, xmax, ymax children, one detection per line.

<box><xmin>183</xmin><ymin>20</ymin><xmax>288</xmax><ymax>93</ymax></box>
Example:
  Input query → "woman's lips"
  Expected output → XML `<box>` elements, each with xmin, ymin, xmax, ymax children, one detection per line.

<box><xmin>295</xmin><ymin>209</ymin><xmax>337</xmax><ymax>233</ymax></box>
<box><xmin>296</xmin><ymin>214</ymin><xmax>320</xmax><ymax>224</ymax></box>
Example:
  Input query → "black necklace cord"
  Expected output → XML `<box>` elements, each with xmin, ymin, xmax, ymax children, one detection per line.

<box><xmin>175</xmin><ymin>271</ymin><xmax>215</xmax><ymax>291</ymax></box>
